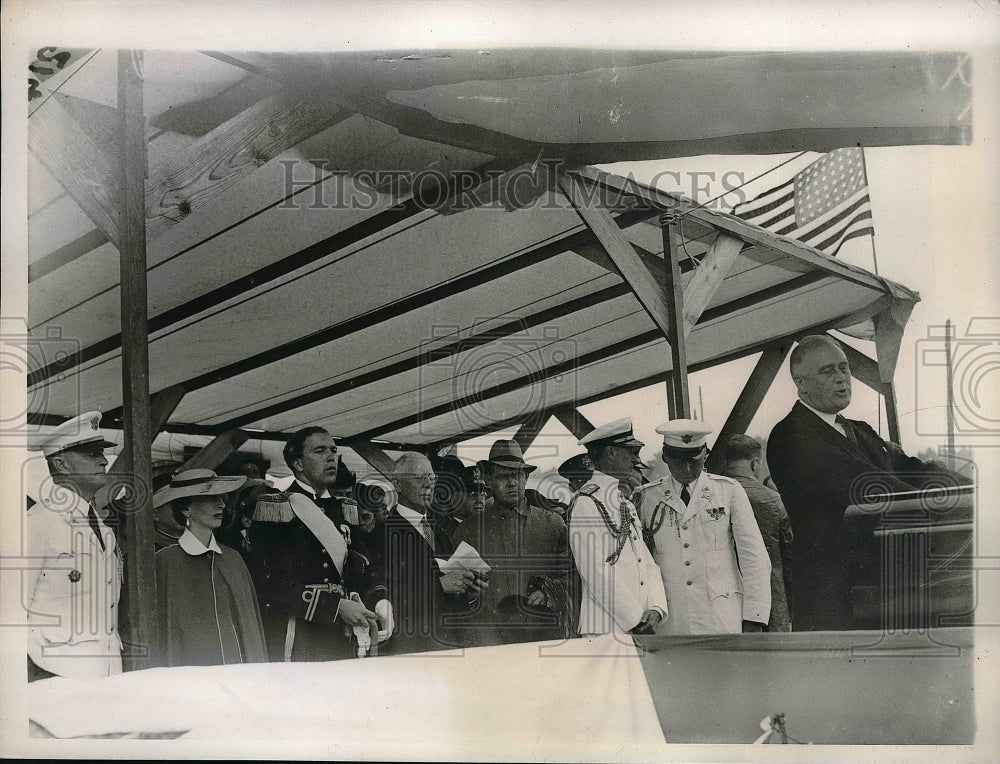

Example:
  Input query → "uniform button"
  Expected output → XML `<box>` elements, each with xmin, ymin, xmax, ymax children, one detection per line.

<box><xmin>323</xmin><ymin>578</ymin><xmax>329</xmax><ymax>583</ymax></box>
<box><xmin>684</xmin><ymin>560</ymin><xmax>691</xmax><ymax>566</ymax></box>
<box><xmin>682</xmin><ymin>523</ymin><xmax>689</xmax><ymax>530</ymax></box>
<box><xmin>683</xmin><ymin>542</ymin><xmax>690</xmax><ymax>548</ymax></box>
<box><xmin>637</xmin><ymin>558</ymin><xmax>642</xmax><ymax>563</ymax></box>
<box><xmin>686</xmin><ymin>580</ymin><xmax>693</xmax><ymax>586</ymax></box>
<box><xmin>640</xmin><ymin>581</ymin><xmax>644</xmax><ymax>585</ymax></box>
<box><xmin>322</xmin><ymin>562</ymin><xmax>329</xmax><ymax>569</ymax></box>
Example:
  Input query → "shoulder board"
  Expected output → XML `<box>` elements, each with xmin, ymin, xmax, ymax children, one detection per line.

<box><xmin>252</xmin><ymin>492</ymin><xmax>295</xmax><ymax>523</ymax></box>
<box><xmin>631</xmin><ymin>477</ymin><xmax>667</xmax><ymax>494</ymax></box>
<box><xmin>707</xmin><ymin>473</ymin><xmax>741</xmax><ymax>487</ymax></box>
<box><xmin>575</xmin><ymin>483</ymin><xmax>599</xmax><ymax>497</ymax></box>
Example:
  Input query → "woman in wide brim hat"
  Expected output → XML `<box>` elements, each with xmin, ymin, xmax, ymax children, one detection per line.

<box><xmin>153</xmin><ymin>470</ymin><xmax>268</xmax><ymax>667</ymax></box>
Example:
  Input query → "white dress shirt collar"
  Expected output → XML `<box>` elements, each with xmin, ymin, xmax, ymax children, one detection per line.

<box><xmin>178</xmin><ymin>528</ymin><xmax>222</xmax><ymax>555</ymax></box>
<box><xmin>294</xmin><ymin>478</ymin><xmax>331</xmax><ymax>500</ymax></box>
<box><xmin>799</xmin><ymin>399</ymin><xmax>846</xmax><ymax>435</ymax></box>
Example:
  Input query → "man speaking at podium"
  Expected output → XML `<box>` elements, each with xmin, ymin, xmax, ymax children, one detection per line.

<box><xmin>767</xmin><ymin>335</ymin><xmax>972</xmax><ymax>631</ymax></box>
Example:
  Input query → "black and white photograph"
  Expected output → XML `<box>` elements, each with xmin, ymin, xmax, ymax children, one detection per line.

<box><xmin>1</xmin><ymin>1</ymin><xmax>997</xmax><ymax>760</ymax></box>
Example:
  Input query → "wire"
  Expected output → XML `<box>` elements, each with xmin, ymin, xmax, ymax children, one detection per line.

<box><xmin>28</xmin><ymin>49</ymin><xmax>103</xmax><ymax>118</ymax></box>
<box><xmin>665</xmin><ymin>151</ymin><xmax>811</xmax><ymax>223</ymax></box>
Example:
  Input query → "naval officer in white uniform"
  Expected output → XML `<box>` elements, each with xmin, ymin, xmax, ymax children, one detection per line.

<box><xmin>634</xmin><ymin>419</ymin><xmax>770</xmax><ymax>635</ymax></box>
<box><xmin>26</xmin><ymin>412</ymin><xmax>122</xmax><ymax>680</ymax></box>
<box><xmin>568</xmin><ymin>418</ymin><xmax>668</xmax><ymax>637</ymax></box>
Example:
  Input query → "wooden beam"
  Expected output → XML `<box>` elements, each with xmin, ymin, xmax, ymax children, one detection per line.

<box><xmin>558</xmin><ymin>171</ymin><xmax>674</xmax><ymax>340</ymax></box>
<box><xmin>704</xmin><ymin>343</ymin><xmax>791</xmax><ymax>474</ymax></box>
<box><xmin>662</xmin><ymin>222</ymin><xmax>690</xmax><ymax>418</ymax></box>
<box><xmin>350</xmin><ymin>440</ymin><xmax>397</xmax><ymax>479</ymax></box>
<box><xmin>552</xmin><ymin>407</ymin><xmax>596</xmax><ymax>441</ymax></box>
<box><xmin>178</xmin><ymin>429</ymin><xmax>251</xmax><ymax>472</ymax></box>
<box><xmin>681</xmin><ymin>233</ymin><xmax>743</xmax><ymax>337</ymax></box>
<box><xmin>573</xmin><ymin>165</ymin><xmax>904</xmax><ymax>295</ymax></box>
<box><xmin>837</xmin><ymin>339</ymin><xmax>903</xmax><ymax>444</ymax></box>
<box><xmin>838</xmin><ymin>340</ymin><xmax>883</xmax><ymax>392</ymax></box>
<box><xmin>99</xmin><ymin>384</ymin><xmax>186</xmax><ymax>496</ymax></box>
<box><xmin>117</xmin><ymin>49</ymin><xmax>157</xmax><ymax>671</ymax></box>
<box><xmin>512</xmin><ymin>412</ymin><xmax>550</xmax><ymax>454</ymax></box>
<box><xmin>145</xmin><ymin>94</ymin><xmax>349</xmax><ymax>239</ymax></box>
<box><xmin>28</xmin><ymin>93</ymin><xmax>120</xmax><ymax>245</ymax></box>
<box><xmin>28</xmin><ymin>157</ymin><xmax>537</xmax><ymax>388</ymax></box>
<box><xmin>215</xmin><ymin>282</ymin><xmax>630</xmax><ymax>429</ymax></box>
<box><xmin>882</xmin><ymin>381</ymin><xmax>902</xmax><ymax>445</ymax></box>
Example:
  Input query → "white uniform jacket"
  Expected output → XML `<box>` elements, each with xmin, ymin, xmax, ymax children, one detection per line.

<box><xmin>634</xmin><ymin>470</ymin><xmax>771</xmax><ymax>635</ymax></box>
<box><xmin>26</xmin><ymin>491</ymin><xmax>123</xmax><ymax>678</ymax></box>
<box><xmin>569</xmin><ymin>471</ymin><xmax>668</xmax><ymax>636</ymax></box>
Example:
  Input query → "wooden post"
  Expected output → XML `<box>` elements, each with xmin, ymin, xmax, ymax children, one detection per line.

<box><xmin>704</xmin><ymin>343</ymin><xmax>791</xmax><ymax>474</ymax></box>
<box><xmin>552</xmin><ymin>406</ymin><xmax>595</xmax><ymax>441</ymax></box>
<box><xmin>351</xmin><ymin>440</ymin><xmax>398</xmax><ymax>479</ymax></box>
<box><xmin>117</xmin><ymin>49</ymin><xmax>158</xmax><ymax>670</ymax></box>
<box><xmin>661</xmin><ymin>220</ymin><xmax>690</xmax><ymax>419</ymax></box>
<box><xmin>512</xmin><ymin>411</ymin><xmax>550</xmax><ymax>454</ymax></box>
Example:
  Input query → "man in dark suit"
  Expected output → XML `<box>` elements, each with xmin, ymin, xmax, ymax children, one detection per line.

<box><xmin>767</xmin><ymin>335</ymin><xmax>972</xmax><ymax>631</ymax></box>
<box><xmin>247</xmin><ymin>427</ymin><xmax>381</xmax><ymax>661</ymax></box>
<box><xmin>380</xmin><ymin>452</ymin><xmax>486</xmax><ymax>654</ymax></box>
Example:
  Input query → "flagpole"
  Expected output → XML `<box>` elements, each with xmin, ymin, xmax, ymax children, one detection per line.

<box><xmin>860</xmin><ymin>147</ymin><xmax>881</xmax><ymax>276</ymax></box>
<box><xmin>859</xmin><ymin>146</ymin><xmax>886</xmax><ymax>437</ymax></box>
<box><xmin>945</xmin><ymin>318</ymin><xmax>956</xmax><ymax>469</ymax></box>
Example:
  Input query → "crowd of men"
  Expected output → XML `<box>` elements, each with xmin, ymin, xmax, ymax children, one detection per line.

<box><xmin>24</xmin><ymin>334</ymin><xmax>972</xmax><ymax>679</ymax></box>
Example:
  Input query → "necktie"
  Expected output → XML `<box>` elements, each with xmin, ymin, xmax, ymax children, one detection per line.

<box><xmin>680</xmin><ymin>484</ymin><xmax>691</xmax><ymax>506</ymax></box>
<box><xmin>420</xmin><ymin>517</ymin><xmax>436</xmax><ymax>551</ymax></box>
<box><xmin>836</xmin><ymin>415</ymin><xmax>859</xmax><ymax>448</ymax></box>
<box><xmin>88</xmin><ymin>506</ymin><xmax>106</xmax><ymax>552</ymax></box>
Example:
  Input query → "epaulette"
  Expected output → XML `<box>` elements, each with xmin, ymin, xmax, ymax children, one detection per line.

<box><xmin>252</xmin><ymin>492</ymin><xmax>296</xmax><ymax>522</ymax></box>
<box><xmin>708</xmin><ymin>473</ymin><xmax>740</xmax><ymax>486</ymax></box>
<box><xmin>575</xmin><ymin>483</ymin><xmax>599</xmax><ymax>497</ymax></box>
<box><xmin>630</xmin><ymin>477</ymin><xmax>668</xmax><ymax>495</ymax></box>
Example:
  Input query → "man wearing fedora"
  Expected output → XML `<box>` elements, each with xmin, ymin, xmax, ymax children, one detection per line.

<box><xmin>25</xmin><ymin>411</ymin><xmax>122</xmax><ymax>680</ymax></box>
<box><xmin>569</xmin><ymin>418</ymin><xmax>668</xmax><ymax>637</ymax></box>
<box><xmin>633</xmin><ymin>419</ymin><xmax>771</xmax><ymax>636</ymax></box>
<box><xmin>452</xmin><ymin>440</ymin><xmax>572</xmax><ymax>647</ymax></box>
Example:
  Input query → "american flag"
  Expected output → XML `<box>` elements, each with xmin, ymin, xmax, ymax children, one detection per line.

<box><xmin>732</xmin><ymin>148</ymin><xmax>874</xmax><ymax>257</ymax></box>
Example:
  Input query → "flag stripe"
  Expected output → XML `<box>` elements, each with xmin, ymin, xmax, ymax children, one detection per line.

<box><xmin>730</xmin><ymin>148</ymin><xmax>874</xmax><ymax>258</ymax></box>
<box><xmin>795</xmin><ymin>194</ymin><xmax>872</xmax><ymax>244</ymax></box>
<box><xmin>733</xmin><ymin>186</ymin><xmax>795</xmax><ymax>220</ymax></box>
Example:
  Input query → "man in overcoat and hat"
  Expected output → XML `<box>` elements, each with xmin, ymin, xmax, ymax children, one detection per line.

<box><xmin>452</xmin><ymin>440</ymin><xmax>571</xmax><ymax>646</ymax></box>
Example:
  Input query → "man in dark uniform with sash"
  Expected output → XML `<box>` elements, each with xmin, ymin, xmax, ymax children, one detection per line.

<box><xmin>246</xmin><ymin>426</ymin><xmax>383</xmax><ymax>661</ymax></box>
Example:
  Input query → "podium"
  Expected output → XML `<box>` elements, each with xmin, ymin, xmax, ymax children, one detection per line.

<box><xmin>844</xmin><ymin>485</ymin><xmax>974</xmax><ymax>632</ymax></box>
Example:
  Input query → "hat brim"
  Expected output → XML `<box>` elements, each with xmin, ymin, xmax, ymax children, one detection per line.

<box><xmin>661</xmin><ymin>443</ymin><xmax>708</xmax><ymax>459</ymax></box>
<box><xmin>479</xmin><ymin>458</ymin><xmax>537</xmax><ymax>474</ymax></box>
<box><xmin>39</xmin><ymin>436</ymin><xmax>117</xmax><ymax>457</ymax></box>
<box><xmin>153</xmin><ymin>475</ymin><xmax>247</xmax><ymax>508</ymax></box>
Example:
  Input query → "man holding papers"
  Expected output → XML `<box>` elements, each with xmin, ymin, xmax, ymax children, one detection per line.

<box><xmin>382</xmin><ymin>452</ymin><xmax>487</xmax><ymax>654</ymax></box>
<box><xmin>453</xmin><ymin>440</ymin><xmax>573</xmax><ymax>647</ymax></box>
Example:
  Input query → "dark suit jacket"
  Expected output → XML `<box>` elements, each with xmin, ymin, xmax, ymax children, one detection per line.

<box><xmin>767</xmin><ymin>401</ymin><xmax>971</xmax><ymax>631</ymax></box>
<box><xmin>378</xmin><ymin>506</ymin><xmax>470</xmax><ymax>655</ymax></box>
<box><xmin>246</xmin><ymin>483</ymin><xmax>383</xmax><ymax>661</ymax></box>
